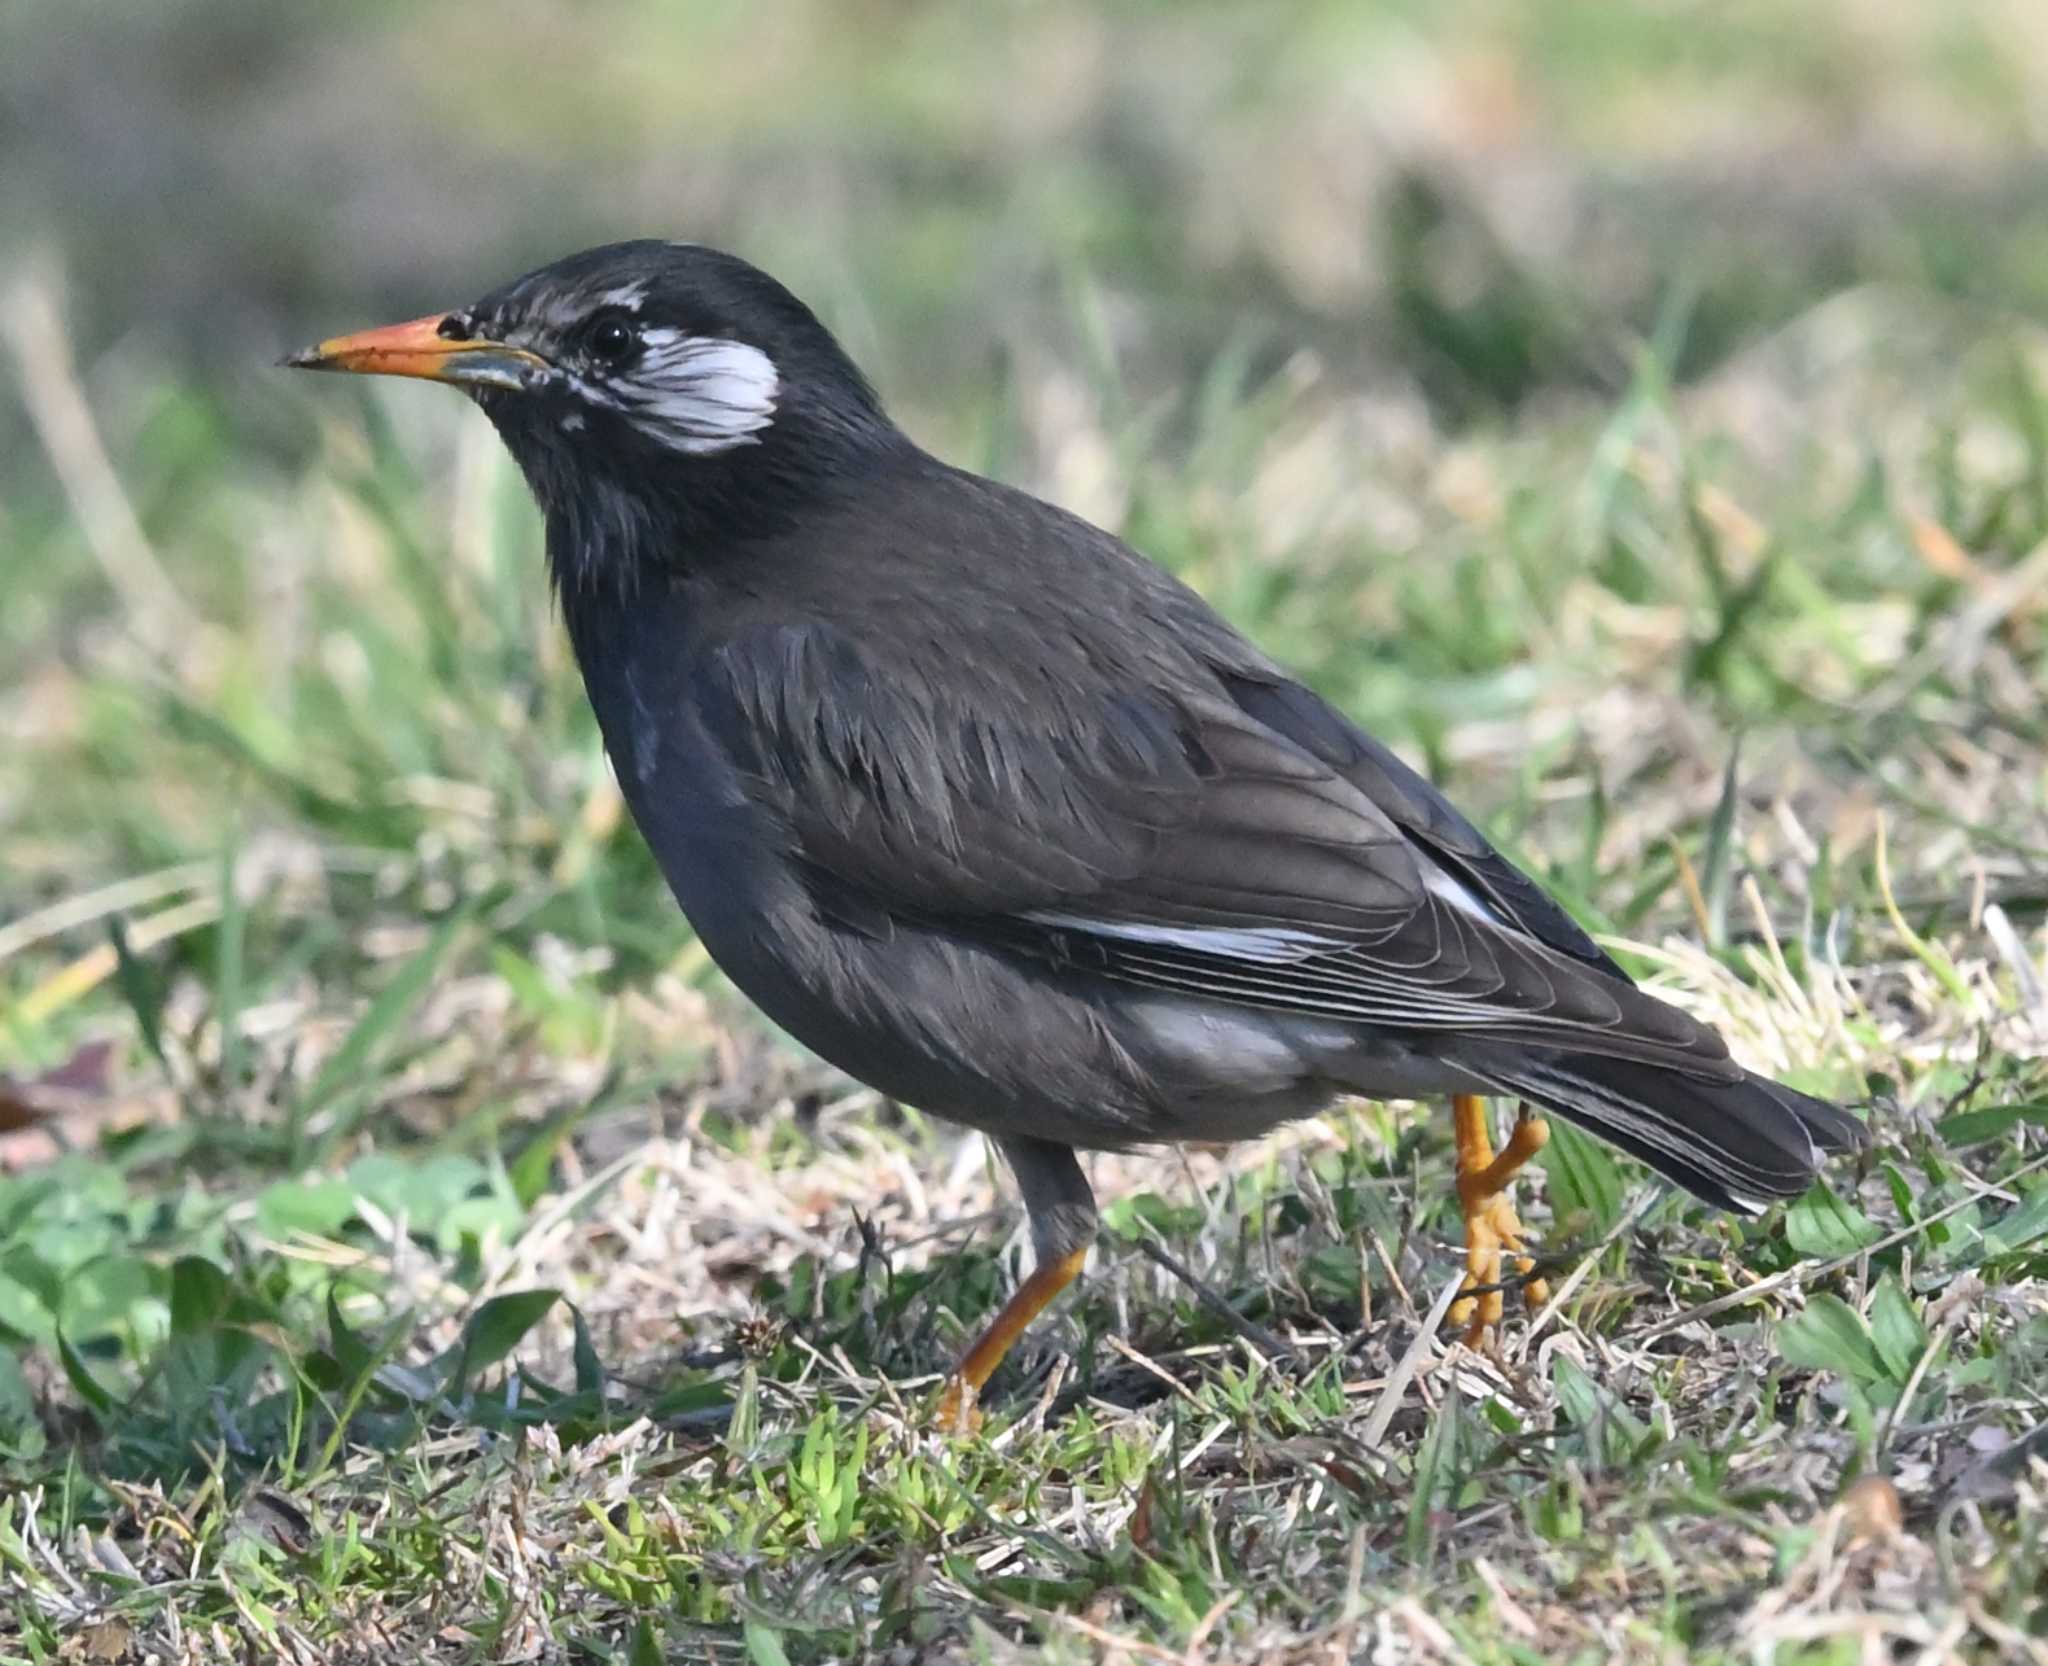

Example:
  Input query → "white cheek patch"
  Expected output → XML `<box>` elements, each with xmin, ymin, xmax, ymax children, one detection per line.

<box><xmin>598</xmin><ymin>331</ymin><xmax>781</xmax><ymax>454</ymax></box>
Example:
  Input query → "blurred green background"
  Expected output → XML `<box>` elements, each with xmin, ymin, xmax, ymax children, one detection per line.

<box><xmin>8</xmin><ymin>0</ymin><xmax>2048</xmax><ymax>1081</ymax></box>
<box><xmin>7</xmin><ymin>0</ymin><xmax>2048</xmax><ymax>1080</ymax></box>
<box><xmin>4</xmin><ymin>4</ymin><xmax>2048</xmax><ymax>1657</ymax></box>
<box><xmin>10</xmin><ymin>2</ymin><xmax>2048</xmax><ymax>347</ymax></box>
<box><xmin>9</xmin><ymin>0</ymin><xmax>2048</xmax><ymax>411</ymax></box>
<box><xmin>8</xmin><ymin>0</ymin><xmax>2047</xmax><ymax>899</ymax></box>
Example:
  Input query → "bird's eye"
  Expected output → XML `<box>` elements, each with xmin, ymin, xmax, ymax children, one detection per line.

<box><xmin>587</xmin><ymin>316</ymin><xmax>637</xmax><ymax>364</ymax></box>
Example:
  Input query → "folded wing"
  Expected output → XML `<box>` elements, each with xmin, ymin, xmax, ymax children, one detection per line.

<box><xmin>699</xmin><ymin>617</ymin><xmax>1732</xmax><ymax>1075</ymax></box>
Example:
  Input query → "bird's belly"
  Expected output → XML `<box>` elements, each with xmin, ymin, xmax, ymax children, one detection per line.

<box><xmin>689</xmin><ymin>897</ymin><xmax>1173</xmax><ymax>1150</ymax></box>
<box><xmin>583</xmin><ymin>691</ymin><xmax>1148</xmax><ymax>1136</ymax></box>
<box><xmin>1103</xmin><ymin>993</ymin><xmax>1493</xmax><ymax>1140</ymax></box>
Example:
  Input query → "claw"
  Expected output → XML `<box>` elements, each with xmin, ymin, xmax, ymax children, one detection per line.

<box><xmin>933</xmin><ymin>1375</ymin><xmax>983</xmax><ymax>1436</ymax></box>
<box><xmin>1446</xmin><ymin>1096</ymin><xmax>1549</xmax><ymax>1344</ymax></box>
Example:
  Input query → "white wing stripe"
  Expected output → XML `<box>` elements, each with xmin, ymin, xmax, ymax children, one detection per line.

<box><xmin>1024</xmin><ymin>912</ymin><xmax>1347</xmax><ymax>965</ymax></box>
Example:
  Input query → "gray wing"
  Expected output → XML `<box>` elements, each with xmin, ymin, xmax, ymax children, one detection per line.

<box><xmin>697</xmin><ymin>617</ymin><xmax>1727</xmax><ymax>1071</ymax></box>
<box><xmin>1218</xmin><ymin>673</ymin><xmax>1626</xmax><ymax>977</ymax></box>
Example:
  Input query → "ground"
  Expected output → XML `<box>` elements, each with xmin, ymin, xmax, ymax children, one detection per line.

<box><xmin>4</xmin><ymin>3</ymin><xmax>2048</xmax><ymax>1662</ymax></box>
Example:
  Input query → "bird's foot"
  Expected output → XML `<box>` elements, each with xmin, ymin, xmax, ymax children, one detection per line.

<box><xmin>1447</xmin><ymin>1097</ymin><xmax>1550</xmax><ymax>1346</ymax></box>
<box><xmin>931</xmin><ymin>1374</ymin><xmax>983</xmax><ymax>1437</ymax></box>
<box><xmin>1451</xmin><ymin>1184</ymin><xmax>1549</xmax><ymax>1345</ymax></box>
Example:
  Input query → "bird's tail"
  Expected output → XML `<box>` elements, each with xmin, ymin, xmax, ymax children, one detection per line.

<box><xmin>1465</xmin><ymin>1046</ymin><xmax>1868</xmax><ymax>1214</ymax></box>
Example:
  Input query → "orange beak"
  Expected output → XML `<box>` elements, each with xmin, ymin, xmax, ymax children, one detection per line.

<box><xmin>283</xmin><ymin>312</ymin><xmax>550</xmax><ymax>391</ymax></box>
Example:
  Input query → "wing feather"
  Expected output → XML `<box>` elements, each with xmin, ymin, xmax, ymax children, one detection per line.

<box><xmin>700</xmin><ymin>614</ymin><xmax>1728</xmax><ymax>1074</ymax></box>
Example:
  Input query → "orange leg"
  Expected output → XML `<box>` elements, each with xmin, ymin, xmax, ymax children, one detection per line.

<box><xmin>1446</xmin><ymin>1094</ymin><xmax>1550</xmax><ymax>1345</ymax></box>
<box><xmin>933</xmin><ymin>1244</ymin><xmax>1089</xmax><ymax>1434</ymax></box>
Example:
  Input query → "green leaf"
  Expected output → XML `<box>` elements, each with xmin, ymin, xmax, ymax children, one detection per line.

<box><xmin>1867</xmin><ymin>1277</ymin><xmax>1926</xmax><ymax>1383</ymax></box>
<box><xmin>453</xmin><ymin>1290</ymin><xmax>560</xmax><ymax>1389</ymax></box>
<box><xmin>1925</xmin><ymin>1200</ymin><xmax>1985</xmax><ymax>1266</ymax></box>
<box><xmin>169</xmin><ymin>1256</ymin><xmax>231</xmax><ymax>1336</ymax></box>
<box><xmin>1988</xmin><ymin>1184</ymin><xmax>2048</xmax><ymax>1255</ymax></box>
<box><xmin>1551</xmin><ymin>1352</ymin><xmax>1648</xmax><ymax>1467</ymax></box>
<box><xmin>438</xmin><ymin>1192</ymin><xmax>526</xmax><ymax>1258</ymax></box>
<box><xmin>743</xmin><ymin>1621</ymin><xmax>793</xmax><ymax>1666</ymax></box>
<box><xmin>107</xmin><ymin>915</ymin><xmax>168</xmax><ymax>1069</ymax></box>
<box><xmin>629</xmin><ymin>1619</ymin><xmax>665</xmax><ymax>1666</ymax></box>
<box><xmin>1881</xmin><ymin>1162</ymin><xmax>1918</xmax><ymax>1221</ymax></box>
<box><xmin>507</xmin><ymin>1115</ymin><xmax>572</xmax><ymax>1211</ymax></box>
<box><xmin>570</xmin><ymin>1303</ymin><xmax>604</xmax><ymax>1398</ymax></box>
<box><xmin>326</xmin><ymin>1288</ymin><xmax>376</xmax><ymax>1383</ymax></box>
<box><xmin>1696</xmin><ymin>739</ymin><xmax>1742</xmax><ymax>945</ymax></box>
<box><xmin>1938</xmin><ymin>1102</ymin><xmax>2048</xmax><ymax>1149</ymax></box>
<box><xmin>255</xmin><ymin>1178</ymin><xmax>360</xmax><ymax>1239</ymax></box>
<box><xmin>56</xmin><ymin>1331</ymin><xmax>119</xmax><ymax>1417</ymax></box>
<box><xmin>1778</xmin><ymin>1292</ymin><xmax>1883</xmax><ymax>1386</ymax></box>
<box><xmin>1783</xmin><ymin>1182</ymin><xmax>1882</xmax><ymax>1259</ymax></box>
<box><xmin>1404</xmin><ymin>1393</ymin><xmax>1461</xmax><ymax>1556</ymax></box>
<box><xmin>728</xmin><ymin>1362</ymin><xmax>760</xmax><ymax>1455</ymax></box>
<box><xmin>1103</xmin><ymin>1191</ymin><xmax>1207</xmax><ymax>1240</ymax></box>
<box><xmin>1542</xmin><ymin>1120</ymin><xmax>1626</xmax><ymax>1232</ymax></box>
<box><xmin>58</xmin><ymin>1255</ymin><xmax>157</xmax><ymax>1343</ymax></box>
<box><xmin>0</xmin><ymin>1244</ymin><xmax>63</xmax><ymax>1328</ymax></box>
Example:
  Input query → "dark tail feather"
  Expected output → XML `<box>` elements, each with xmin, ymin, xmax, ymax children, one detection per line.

<box><xmin>1467</xmin><ymin>1047</ymin><xmax>1868</xmax><ymax>1215</ymax></box>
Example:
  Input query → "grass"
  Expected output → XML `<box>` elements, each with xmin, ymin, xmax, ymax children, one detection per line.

<box><xmin>6</xmin><ymin>5</ymin><xmax>2048</xmax><ymax>1661</ymax></box>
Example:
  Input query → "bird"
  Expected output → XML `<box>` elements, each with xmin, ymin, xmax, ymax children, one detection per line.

<box><xmin>288</xmin><ymin>241</ymin><xmax>1868</xmax><ymax>1429</ymax></box>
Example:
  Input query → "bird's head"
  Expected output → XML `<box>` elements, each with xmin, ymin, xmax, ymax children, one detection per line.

<box><xmin>288</xmin><ymin>241</ymin><xmax>902</xmax><ymax>582</ymax></box>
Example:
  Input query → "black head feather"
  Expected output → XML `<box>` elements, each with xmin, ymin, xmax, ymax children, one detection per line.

<box><xmin>452</xmin><ymin>241</ymin><xmax>907</xmax><ymax>586</ymax></box>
